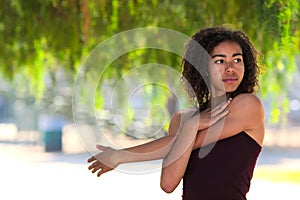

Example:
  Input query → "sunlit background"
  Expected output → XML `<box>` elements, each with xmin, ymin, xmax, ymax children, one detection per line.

<box><xmin>0</xmin><ymin>0</ymin><xmax>300</xmax><ymax>199</ymax></box>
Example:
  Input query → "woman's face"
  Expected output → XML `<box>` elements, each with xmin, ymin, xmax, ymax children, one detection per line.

<box><xmin>208</xmin><ymin>41</ymin><xmax>245</xmax><ymax>97</ymax></box>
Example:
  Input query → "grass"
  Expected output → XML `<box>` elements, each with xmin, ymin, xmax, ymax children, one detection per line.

<box><xmin>254</xmin><ymin>168</ymin><xmax>300</xmax><ymax>184</ymax></box>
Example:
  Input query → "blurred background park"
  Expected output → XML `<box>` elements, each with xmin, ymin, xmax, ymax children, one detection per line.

<box><xmin>0</xmin><ymin>0</ymin><xmax>300</xmax><ymax>199</ymax></box>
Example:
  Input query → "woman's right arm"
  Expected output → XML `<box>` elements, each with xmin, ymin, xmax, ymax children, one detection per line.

<box><xmin>87</xmin><ymin>110</ymin><xmax>186</xmax><ymax>177</ymax></box>
<box><xmin>88</xmin><ymin>100</ymin><xmax>230</xmax><ymax>177</ymax></box>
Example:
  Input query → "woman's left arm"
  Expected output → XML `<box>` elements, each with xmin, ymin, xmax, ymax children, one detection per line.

<box><xmin>160</xmin><ymin>99</ymin><xmax>231</xmax><ymax>193</ymax></box>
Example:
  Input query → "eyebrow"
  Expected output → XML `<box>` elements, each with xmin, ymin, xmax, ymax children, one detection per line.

<box><xmin>211</xmin><ymin>53</ymin><xmax>243</xmax><ymax>58</ymax></box>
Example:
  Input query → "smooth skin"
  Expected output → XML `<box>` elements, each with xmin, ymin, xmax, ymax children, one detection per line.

<box><xmin>87</xmin><ymin>41</ymin><xmax>265</xmax><ymax>193</ymax></box>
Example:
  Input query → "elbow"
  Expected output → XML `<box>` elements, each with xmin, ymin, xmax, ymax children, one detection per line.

<box><xmin>160</xmin><ymin>178</ymin><xmax>178</xmax><ymax>193</ymax></box>
<box><xmin>160</xmin><ymin>182</ymin><xmax>176</xmax><ymax>194</ymax></box>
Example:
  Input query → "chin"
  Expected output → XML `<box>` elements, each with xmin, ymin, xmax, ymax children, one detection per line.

<box><xmin>225</xmin><ymin>87</ymin><xmax>238</xmax><ymax>93</ymax></box>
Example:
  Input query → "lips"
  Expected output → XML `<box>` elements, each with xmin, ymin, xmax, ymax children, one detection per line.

<box><xmin>222</xmin><ymin>77</ymin><xmax>238</xmax><ymax>83</ymax></box>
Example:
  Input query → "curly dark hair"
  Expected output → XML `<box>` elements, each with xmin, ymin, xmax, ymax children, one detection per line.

<box><xmin>181</xmin><ymin>26</ymin><xmax>261</xmax><ymax>111</ymax></box>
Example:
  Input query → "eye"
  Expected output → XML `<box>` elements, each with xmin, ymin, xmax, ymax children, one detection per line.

<box><xmin>215</xmin><ymin>59</ymin><xmax>224</xmax><ymax>64</ymax></box>
<box><xmin>233</xmin><ymin>58</ymin><xmax>242</xmax><ymax>63</ymax></box>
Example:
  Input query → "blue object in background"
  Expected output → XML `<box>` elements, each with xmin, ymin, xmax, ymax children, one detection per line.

<box><xmin>39</xmin><ymin>115</ymin><xmax>66</xmax><ymax>152</ymax></box>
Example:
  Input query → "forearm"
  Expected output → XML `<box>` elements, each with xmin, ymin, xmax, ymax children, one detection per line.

<box><xmin>192</xmin><ymin>116</ymin><xmax>232</xmax><ymax>150</ymax></box>
<box><xmin>193</xmin><ymin>129</ymin><xmax>206</xmax><ymax>150</ymax></box>
<box><xmin>160</xmin><ymin>123</ymin><xmax>198</xmax><ymax>193</ymax></box>
<box><xmin>115</xmin><ymin>134</ymin><xmax>176</xmax><ymax>164</ymax></box>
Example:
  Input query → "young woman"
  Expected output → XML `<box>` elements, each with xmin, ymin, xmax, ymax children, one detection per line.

<box><xmin>87</xmin><ymin>26</ymin><xmax>265</xmax><ymax>199</ymax></box>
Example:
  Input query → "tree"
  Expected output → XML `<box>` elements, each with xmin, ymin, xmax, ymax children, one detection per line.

<box><xmin>0</xmin><ymin>0</ymin><xmax>299</xmax><ymax>123</ymax></box>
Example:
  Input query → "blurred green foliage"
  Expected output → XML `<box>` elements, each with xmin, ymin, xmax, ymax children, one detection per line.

<box><xmin>0</xmin><ymin>0</ymin><xmax>299</xmax><ymax>123</ymax></box>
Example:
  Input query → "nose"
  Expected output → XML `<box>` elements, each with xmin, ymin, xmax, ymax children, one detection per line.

<box><xmin>225</xmin><ymin>62</ymin><xmax>234</xmax><ymax>73</ymax></box>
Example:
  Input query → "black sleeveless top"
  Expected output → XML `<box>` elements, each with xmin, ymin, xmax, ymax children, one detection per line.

<box><xmin>182</xmin><ymin>132</ymin><xmax>261</xmax><ymax>200</ymax></box>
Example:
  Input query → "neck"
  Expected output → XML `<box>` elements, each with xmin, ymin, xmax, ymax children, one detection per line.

<box><xmin>210</xmin><ymin>93</ymin><xmax>231</xmax><ymax>108</ymax></box>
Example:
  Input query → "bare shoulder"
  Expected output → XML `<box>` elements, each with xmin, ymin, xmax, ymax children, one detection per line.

<box><xmin>231</xmin><ymin>93</ymin><xmax>264</xmax><ymax>115</ymax></box>
<box><xmin>232</xmin><ymin>93</ymin><xmax>263</xmax><ymax>105</ymax></box>
<box><xmin>230</xmin><ymin>93</ymin><xmax>265</xmax><ymax>146</ymax></box>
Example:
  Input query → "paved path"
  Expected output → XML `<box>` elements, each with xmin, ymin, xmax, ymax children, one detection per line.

<box><xmin>1</xmin><ymin>143</ymin><xmax>299</xmax><ymax>200</ymax></box>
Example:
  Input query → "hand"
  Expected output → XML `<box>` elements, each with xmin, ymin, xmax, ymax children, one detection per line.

<box><xmin>87</xmin><ymin>145</ymin><xmax>119</xmax><ymax>177</ymax></box>
<box><xmin>188</xmin><ymin>98</ymin><xmax>231</xmax><ymax>131</ymax></box>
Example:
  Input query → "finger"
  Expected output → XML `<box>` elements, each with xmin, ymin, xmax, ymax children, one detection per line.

<box><xmin>97</xmin><ymin>167</ymin><xmax>110</xmax><ymax>177</ymax></box>
<box><xmin>89</xmin><ymin>161</ymin><xmax>102</xmax><ymax>172</ymax></box>
<box><xmin>97</xmin><ymin>169</ymin><xmax>105</xmax><ymax>177</ymax></box>
<box><xmin>88</xmin><ymin>161</ymin><xmax>98</xmax><ymax>170</ymax></box>
<box><xmin>214</xmin><ymin>99</ymin><xmax>231</xmax><ymax>112</ymax></box>
<box><xmin>96</xmin><ymin>144</ymin><xmax>107</xmax><ymax>151</ymax></box>
<box><xmin>87</xmin><ymin>156</ymin><xmax>96</xmax><ymax>163</ymax></box>
<box><xmin>210</xmin><ymin>99</ymin><xmax>231</xmax><ymax>116</ymax></box>
<box><xmin>211</xmin><ymin>109</ymin><xmax>229</xmax><ymax>125</ymax></box>
<box><xmin>88</xmin><ymin>159</ymin><xmax>103</xmax><ymax>169</ymax></box>
<box><xmin>92</xmin><ymin>165</ymin><xmax>102</xmax><ymax>173</ymax></box>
